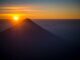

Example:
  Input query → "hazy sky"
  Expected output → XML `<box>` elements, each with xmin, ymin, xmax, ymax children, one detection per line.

<box><xmin>0</xmin><ymin>0</ymin><xmax>80</xmax><ymax>3</ymax></box>
<box><xmin>0</xmin><ymin>0</ymin><xmax>80</xmax><ymax>19</ymax></box>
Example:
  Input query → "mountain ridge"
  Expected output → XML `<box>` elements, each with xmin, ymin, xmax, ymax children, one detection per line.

<box><xmin>0</xmin><ymin>18</ymin><xmax>79</xmax><ymax>60</ymax></box>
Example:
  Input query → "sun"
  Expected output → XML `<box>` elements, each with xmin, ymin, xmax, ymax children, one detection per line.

<box><xmin>13</xmin><ymin>16</ymin><xmax>19</xmax><ymax>21</ymax></box>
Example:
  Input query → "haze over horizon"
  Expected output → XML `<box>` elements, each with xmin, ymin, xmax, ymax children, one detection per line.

<box><xmin>0</xmin><ymin>0</ymin><xmax>80</xmax><ymax>19</ymax></box>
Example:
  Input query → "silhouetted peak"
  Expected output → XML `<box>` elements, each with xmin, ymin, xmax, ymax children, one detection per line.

<box><xmin>24</xmin><ymin>18</ymin><xmax>32</xmax><ymax>22</ymax></box>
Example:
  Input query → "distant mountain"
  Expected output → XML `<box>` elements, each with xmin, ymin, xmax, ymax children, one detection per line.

<box><xmin>0</xmin><ymin>19</ymin><xmax>12</xmax><ymax>32</ymax></box>
<box><xmin>0</xmin><ymin>18</ymin><xmax>79</xmax><ymax>60</ymax></box>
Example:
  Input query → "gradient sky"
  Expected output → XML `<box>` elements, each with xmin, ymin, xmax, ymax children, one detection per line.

<box><xmin>0</xmin><ymin>0</ymin><xmax>80</xmax><ymax>19</ymax></box>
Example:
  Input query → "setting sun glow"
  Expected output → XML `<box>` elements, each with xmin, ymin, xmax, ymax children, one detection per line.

<box><xmin>13</xmin><ymin>16</ymin><xmax>19</xmax><ymax>21</ymax></box>
<box><xmin>10</xmin><ymin>14</ymin><xmax>24</xmax><ymax>25</ymax></box>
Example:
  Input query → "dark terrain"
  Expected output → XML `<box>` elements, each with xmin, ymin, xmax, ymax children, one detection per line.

<box><xmin>0</xmin><ymin>19</ymin><xmax>80</xmax><ymax>60</ymax></box>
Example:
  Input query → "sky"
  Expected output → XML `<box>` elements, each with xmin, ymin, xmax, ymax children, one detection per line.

<box><xmin>0</xmin><ymin>0</ymin><xmax>80</xmax><ymax>19</ymax></box>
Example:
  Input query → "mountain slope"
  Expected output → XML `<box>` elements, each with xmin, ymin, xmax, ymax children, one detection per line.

<box><xmin>0</xmin><ymin>19</ymin><xmax>79</xmax><ymax>60</ymax></box>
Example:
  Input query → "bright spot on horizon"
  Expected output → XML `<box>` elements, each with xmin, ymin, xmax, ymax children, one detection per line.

<box><xmin>11</xmin><ymin>15</ymin><xmax>23</xmax><ymax>26</ymax></box>
<box><xmin>13</xmin><ymin>16</ymin><xmax>19</xmax><ymax>21</ymax></box>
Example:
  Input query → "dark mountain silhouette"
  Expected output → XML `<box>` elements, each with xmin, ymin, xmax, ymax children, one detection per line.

<box><xmin>0</xmin><ymin>19</ymin><xmax>11</xmax><ymax>32</ymax></box>
<box><xmin>0</xmin><ymin>19</ymin><xmax>79</xmax><ymax>60</ymax></box>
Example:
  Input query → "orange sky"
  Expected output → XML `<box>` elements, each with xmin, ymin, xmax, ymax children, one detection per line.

<box><xmin>0</xmin><ymin>4</ymin><xmax>80</xmax><ymax>19</ymax></box>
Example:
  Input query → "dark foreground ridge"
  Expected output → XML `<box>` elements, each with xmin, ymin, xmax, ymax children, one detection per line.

<box><xmin>0</xmin><ymin>19</ymin><xmax>79</xmax><ymax>60</ymax></box>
